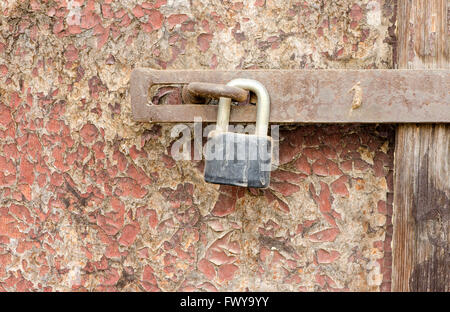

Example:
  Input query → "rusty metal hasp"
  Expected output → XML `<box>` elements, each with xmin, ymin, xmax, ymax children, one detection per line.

<box><xmin>130</xmin><ymin>69</ymin><xmax>450</xmax><ymax>123</ymax></box>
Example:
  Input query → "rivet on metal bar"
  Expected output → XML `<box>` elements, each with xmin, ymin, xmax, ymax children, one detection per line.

<box><xmin>182</xmin><ymin>82</ymin><xmax>249</xmax><ymax>104</ymax></box>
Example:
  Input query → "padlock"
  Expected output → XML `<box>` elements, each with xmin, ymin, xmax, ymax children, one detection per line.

<box><xmin>204</xmin><ymin>78</ymin><xmax>272</xmax><ymax>188</ymax></box>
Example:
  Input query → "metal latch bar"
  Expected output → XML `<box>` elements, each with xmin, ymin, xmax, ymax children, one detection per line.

<box><xmin>130</xmin><ymin>69</ymin><xmax>450</xmax><ymax>124</ymax></box>
<box><xmin>182</xmin><ymin>82</ymin><xmax>249</xmax><ymax>104</ymax></box>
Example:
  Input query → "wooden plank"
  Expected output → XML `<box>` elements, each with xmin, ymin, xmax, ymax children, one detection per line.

<box><xmin>392</xmin><ymin>0</ymin><xmax>449</xmax><ymax>292</ymax></box>
<box><xmin>130</xmin><ymin>69</ymin><xmax>450</xmax><ymax>123</ymax></box>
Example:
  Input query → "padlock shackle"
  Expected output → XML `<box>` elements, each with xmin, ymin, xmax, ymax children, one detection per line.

<box><xmin>216</xmin><ymin>78</ymin><xmax>270</xmax><ymax>137</ymax></box>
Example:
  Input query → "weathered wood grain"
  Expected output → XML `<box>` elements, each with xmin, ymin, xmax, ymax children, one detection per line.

<box><xmin>392</xmin><ymin>0</ymin><xmax>449</xmax><ymax>292</ymax></box>
<box><xmin>394</xmin><ymin>125</ymin><xmax>449</xmax><ymax>291</ymax></box>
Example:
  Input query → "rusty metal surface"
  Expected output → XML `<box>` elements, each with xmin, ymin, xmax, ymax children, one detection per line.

<box><xmin>130</xmin><ymin>69</ymin><xmax>450</xmax><ymax>123</ymax></box>
<box><xmin>182</xmin><ymin>82</ymin><xmax>249</xmax><ymax>104</ymax></box>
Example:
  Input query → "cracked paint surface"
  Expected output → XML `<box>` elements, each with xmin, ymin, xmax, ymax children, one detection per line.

<box><xmin>0</xmin><ymin>0</ymin><xmax>395</xmax><ymax>291</ymax></box>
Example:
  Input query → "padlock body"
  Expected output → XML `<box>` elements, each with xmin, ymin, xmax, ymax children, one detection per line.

<box><xmin>204</xmin><ymin>131</ymin><xmax>272</xmax><ymax>188</ymax></box>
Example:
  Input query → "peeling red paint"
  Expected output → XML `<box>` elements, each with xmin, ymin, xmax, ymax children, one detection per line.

<box><xmin>0</xmin><ymin>0</ymin><xmax>395</xmax><ymax>292</ymax></box>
